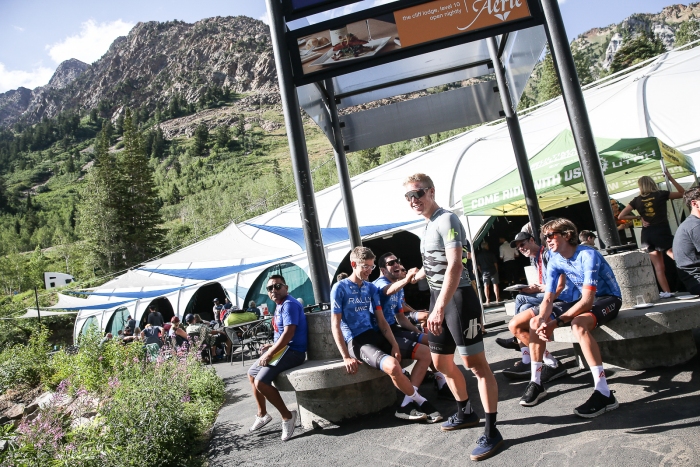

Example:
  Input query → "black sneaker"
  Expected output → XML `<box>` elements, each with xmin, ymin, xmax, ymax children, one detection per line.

<box><xmin>435</xmin><ymin>380</ymin><xmax>454</xmax><ymax>400</ymax></box>
<box><xmin>540</xmin><ymin>360</ymin><xmax>568</xmax><ymax>383</ymax></box>
<box><xmin>495</xmin><ymin>336</ymin><xmax>521</xmax><ymax>351</ymax></box>
<box><xmin>418</xmin><ymin>400</ymin><xmax>443</xmax><ymax>424</ymax></box>
<box><xmin>395</xmin><ymin>402</ymin><xmax>428</xmax><ymax>421</ymax></box>
<box><xmin>574</xmin><ymin>390</ymin><xmax>619</xmax><ymax>418</ymax></box>
<box><xmin>501</xmin><ymin>360</ymin><xmax>530</xmax><ymax>380</ymax></box>
<box><xmin>440</xmin><ymin>410</ymin><xmax>480</xmax><ymax>431</ymax></box>
<box><xmin>470</xmin><ymin>430</ymin><xmax>505</xmax><ymax>461</ymax></box>
<box><xmin>519</xmin><ymin>381</ymin><xmax>547</xmax><ymax>407</ymax></box>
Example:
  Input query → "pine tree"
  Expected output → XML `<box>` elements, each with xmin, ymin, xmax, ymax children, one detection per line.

<box><xmin>118</xmin><ymin>108</ymin><xmax>166</xmax><ymax>265</ymax></box>
<box><xmin>151</xmin><ymin>126</ymin><xmax>166</xmax><ymax>159</ymax></box>
<box><xmin>536</xmin><ymin>49</ymin><xmax>562</xmax><ymax>103</ymax></box>
<box><xmin>193</xmin><ymin>123</ymin><xmax>209</xmax><ymax>157</ymax></box>
<box><xmin>65</xmin><ymin>153</ymin><xmax>76</xmax><ymax>173</ymax></box>
<box><xmin>675</xmin><ymin>19</ymin><xmax>700</xmax><ymax>48</ymax></box>
<box><xmin>169</xmin><ymin>184</ymin><xmax>181</xmax><ymax>204</ymax></box>
<box><xmin>215</xmin><ymin>125</ymin><xmax>231</xmax><ymax>149</ymax></box>
<box><xmin>610</xmin><ymin>32</ymin><xmax>665</xmax><ymax>73</ymax></box>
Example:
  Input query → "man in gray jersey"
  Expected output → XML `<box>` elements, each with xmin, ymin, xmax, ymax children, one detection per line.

<box><xmin>403</xmin><ymin>173</ymin><xmax>502</xmax><ymax>461</ymax></box>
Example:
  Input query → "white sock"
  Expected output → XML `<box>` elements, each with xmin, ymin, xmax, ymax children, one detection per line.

<box><xmin>543</xmin><ymin>350</ymin><xmax>557</xmax><ymax>367</ymax></box>
<box><xmin>409</xmin><ymin>389</ymin><xmax>427</xmax><ymax>406</ymax></box>
<box><xmin>531</xmin><ymin>362</ymin><xmax>543</xmax><ymax>385</ymax></box>
<box><xmin>401</xmin><ymin>395</ymin><xmax>413</xmax><ymax>407</ymax></box>
<box><xmin>434</xmin><ymin>371</ymin><xmax>447</xmax><ymax>388</ymax></box>
<box><xmin>591</xmin><ymin>365</ymin><xmax>610</xmax><ymax>397</ymax></box>
<box><xmin>521</xmin><ymin>347</ymin><xmax>531</xmax><ymax>364</ymax></box>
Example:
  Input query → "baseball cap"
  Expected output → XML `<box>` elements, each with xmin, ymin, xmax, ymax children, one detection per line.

<box><xmin>510</xmin><ymin>232</ymin><xmax>533</xmax><ymax>248</ymax></box>
<box><xmin>171</xmin><ymin>316</ymin><xmax>180</xmax><ymax>324</ymax></box>
<box><xmin>163</xmin><ymin>323</ymin><xmax>172</xmax><ymax>332</ymax></box>
<box><xmin>212</xmin><ymin>298</ymin><xmax>219</xmax><ymax>302</ymax></box>
<box><xmin>184</xmin><ymin>313</ymin><xmax>194</xmax><ymax>323</ymax></box>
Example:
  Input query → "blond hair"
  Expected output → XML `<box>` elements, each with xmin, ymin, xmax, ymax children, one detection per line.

<box><xmin>403</xmin><ymin>173</ymin><xmax>434</xmax><ymax>188</ymax></box>
<box><xmin>638</xmin><ymin>176</ymin><xmax>659</xmax><ymax>196</ymax></box>
<box><xmin>350</xmin><ymin>246</ymin><xmax>375</xmax><ymax>263</ymax></box>
<box><xmin>541</xmin><ymin>218</ymin><xmax>579</xmax><ymax>246</ymax></box>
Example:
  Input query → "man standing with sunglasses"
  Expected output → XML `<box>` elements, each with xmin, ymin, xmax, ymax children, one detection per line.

<box><xmin>403</xmin><ymin>173</ymin><xmax>502</xmax><ymax>461</ymax></box>
<box><xmin>523</xmin><ymin>219</ymin><xmax>621</xmax><ymax>418</ymax></box>
<box><xmin>247</xmin><ymin>275</ymin><xmax>308</xmax><ymax>441</ymax></box>
<box><xmin>331</xmin><ymin>246</ymin><xmax>441</xmax><ymax>423</ymax></box>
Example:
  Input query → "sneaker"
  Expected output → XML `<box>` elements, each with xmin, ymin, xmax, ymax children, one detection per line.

<box><xmin>395</xmin><ymin>402</ymin><xmax>428</xmax><ymax>421</ymax></box>
<box><xmin>574</xmin><ymin>390</ymin><xmax>619</xmax><ymax>418</ymax></box>
<box><xmin>249</xmin><ymin>413</ymin><xmax>272</xmax><ymax>432</ymax></box>
<box><xmin>501</xmin><ymin>360</ymin><xmax>531</xmax><ymax>380</ymax></box>
<box><xmin>435</xmin><ymin>381</ymin><xmax>454</xmax><ymax>400</ymax></box>
<box><xmin>519</xmin><ymin>381</ymin><xmax>547</xmax><ymax>407</ymax></box>
<box><xmin>418</xmin><ymin>400</ymin><xmax>443</xmax><ymax>424</ymax></box>
<box><xmin>470</xmin><ymin>430</ymin><xmax>505</xmax><ymax>461</ymax></box>
<box><xmin>280</xmin><ymin>410</ymin><xmax>298</xmax><ymax>441</ymax></box>
<box><xmin>440</xmin><ymin>410</ymin><xmax>480</xmax><ymax>431</ymax></box>
<box><xmin>495</xmin><ymin>337</ymin><xmax>521</xmax><ymax>351</ymax></box>
<box><xmin>659</xmin><ymin>291</ymin><xmax>674</xmax><ymax>299</ymax></box>
<box><xmin>540</xmin><ymin>360</ymin><xmax>567</xmax><ymax>383</ymax></box>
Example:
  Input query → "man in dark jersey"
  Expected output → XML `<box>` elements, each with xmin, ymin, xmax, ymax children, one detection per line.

<box><xmin>330</xmin><ymin>246</ymin><xmax>441</xmax><ymax>422</ymax></box>
<box><xmin>403</xmin><ymin>173</ymin><xmax>502</xmax><ymax>461</ymax></box>
<box><xmin>672</xmin><ymin>187</ymin><xmax>700</xmax><ymax>294</ymax></box>
<box><xmin>523</xmin><ymin>218</ymin><xmax>622</xmax><ymax>418</ymax></box>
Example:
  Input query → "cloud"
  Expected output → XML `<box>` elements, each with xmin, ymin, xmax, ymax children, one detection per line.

<box><xmin>13</xmin><ymin>25</ymin><xmax>25</xmax><ymax>32</ymax></box>
<box><xmin>0</xmin><ymin>62</ymin><xmax>54</xmax><ymax>93</ymax></box>
<box><xmin>259</xmin><ymin>11</ymin><xmax>270</xmax><ymax>25</ymax></box>
<box><xmin>46</xmin><ymin>19</ymin><xmax>134</xmax><ymax>64</ymax></box>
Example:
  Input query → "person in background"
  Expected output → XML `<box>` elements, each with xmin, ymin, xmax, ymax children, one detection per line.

<box><xmin>246</xmin><ymin>300</ymin><xmax>262</xmax><ymax>319</ymax></box>
<box><xmin>476</xmin><ymin>242</ymin><xmax>501</xmax><ymax>304</ymax></box>
<box><xmin>247</xmin><ymin>275</ymin><xmax>308</xmax><ymax>441</ymax></box>
<box><xmin>618</xmin><ymin>171</ymin><xmax>685</xmax><ymax>298</ymax></box>
<box><xmin>146</xmin><ymin>306</ymin><xmax>164</xmax><ymax>328</ymax></box>
<box><xmin>185</xmin><ymin>313</ymin><xmax>229</xmax><ymax>358</ymax></box>
<box><xmin>498</xmin><ymin>236</ymin><xmax>519</xmax><ymax>287</ymax></box>
<box><xmin>672</xmin><ymin>187</ymin><xmax>700</xmax><ymax>295</ymax></box>
<box><xmin>579</xmin><ymin>230</ymin><xmax>598</xmax><ymax>249</ymax></box>
<box><xmin>99</xmin><ymin>332</ymin><xmax>113</xmax><ymax>348</ymax></box>
<box><xmin>169</xmin><ymin>317</ymin><xmax>189</xmax><ymax>347</ymax></box>
<box><xmin>337</xmin><ymin>272</ymin><xmax>349</xmax><ymax>282</ymax></box>
<box><xmin>213</xmin><ymin>298</ymin><xmax>224</xmax><ymax>325</ymax></box>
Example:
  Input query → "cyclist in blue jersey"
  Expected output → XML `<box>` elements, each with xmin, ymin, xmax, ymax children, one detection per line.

<box><xmin>404</xmin><ymin>173</ymin><xmax>502</xmax><ymax>461</ymax></box>
<box><xmin>521</xmin><ymin>218</ymin><xmax>622</xmax><ymax>418</ymax></box>
<box><xmin>331</xmin><ymin>246</ymin><xmax>441</xmax><ymax>423</ymax></box>
<box><xmin>374</xmin><ymin>252</ymin><xmax>451</xmax><ymax>398</ymax></box>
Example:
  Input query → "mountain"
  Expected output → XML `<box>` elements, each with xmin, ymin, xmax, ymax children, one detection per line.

<box><xmin>0</xmin><ymin>16</ymin><xmax>277</xmax><ymax>128</ymax></box>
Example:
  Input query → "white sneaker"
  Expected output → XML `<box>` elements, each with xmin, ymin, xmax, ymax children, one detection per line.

<box><xmin>249</xmin><ymin>413</ymin><xmax>272</xmax><ymax>432</ymax></box>
<box><xmin>281</xmin><ymin>410</ymin><xmax>298</xmax><ymax>441</ymax></box>
<box><xmin>659</xmin><ymin>292</ymin><xmax>674</xmax><ymax>299</ymax></box>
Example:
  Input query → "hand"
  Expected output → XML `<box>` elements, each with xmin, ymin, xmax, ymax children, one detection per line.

<box><xmin>259</xmin><ymin>344</ymin><xmax>272</xmax><ymax>354</ymax></box>
<box><xmin>343</xmin><ymin>357</ymin><xmax>360</xmax><ymax>374</ymax></box>
<box><xmin>405</xmin><ymin>268</ymin><xmax>418</xmax><ymax>283</ymax></box>
<box><xmin>392</xmin><ymin>345</ymin><xmax>401</xmax><ymax>362</ymax></box>
<box><xmin>258</xmin><ymin>351</ymin><xmax>271</xmax><ymax>366</ymax></box>
<box><xmin>536</xmin><ymin>319</ymin><xmax>556</xmax><ymax>342</ymax></box>
<box><xmin>427</xmin><ymin>309</ymin><xmax>444</xmax><ymax>336</ymax></box>
<box><xmin>642</xmin><ymin>218</ymin><xmax>650</xmax><ymax>227</ymax></box>
<box><xmin>416</xmin><ymin>311</ymin><xmax>429</xmax><ymax>328</ymax></box>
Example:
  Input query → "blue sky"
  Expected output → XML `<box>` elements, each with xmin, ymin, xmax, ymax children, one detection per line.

<box><xmin>0</xmin><ymin>0</ymin><xmax>685</xmax><ymax>92</ymax></box>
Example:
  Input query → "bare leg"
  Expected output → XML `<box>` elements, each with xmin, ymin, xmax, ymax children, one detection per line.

<box><xmin>509</xmin><ymin>310</ymin><xmax>532</xmax><ymax>347</ymax></box>
<box><xmin>666</xmin><ymin>248</ymin><xmax>674</xmax><ymax>260</ymax></box>
<box><xmin>461</xmin><ymin>353</ymin><xmax>498</xmax><ymax>413</ymax></box>
<box><xmin>484</xmin><ymin>284</ymin><xmax>491</xmax><ymax>304</ymax></box>
<box><xmin>409</xmin><ymin>345</ymin><xmax>431</xmax><ymax>387</ymax></box>
<box><xmin>529</xmin><ymin>316</ymin><xmax>547</xmax><ymax>363</ymax></box>
<box><xmin>649</xmin><ymin>250</ymin><xmax>671</xmax><ymax>293</ymax></box>
<box><xmin>382</xmin><ymin>357</ymin><xmax>416</xmax><ymax>395</ymax></box>
<box><xmin>249</xmin><ymin>374</ymin><xmax>268</xmax><ymax>417</ymax></box>
<box><xmin>571</xmin><ymin>314</ymin><xmax>603</xmax><ymax>366</ymax></box>
<box><xmin>433</xmin><ymin>353</ymin><xmax>468</xmax><ymax>400</ymax></box>
<box><xmin>494</xmin><ymin>285</ymin><xmax>502</xmax><ymax>303</ymax></box>
<box><xmin>254</xmin><ymin>379</ymin><xmax>293</xmax><ymax>420</ymax></box>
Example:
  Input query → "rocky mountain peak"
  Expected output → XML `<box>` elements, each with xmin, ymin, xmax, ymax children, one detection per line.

<box><xmin>47</xmin><ymin>59</ymin><xmax>89</xmax><ymax>90</ymax></box>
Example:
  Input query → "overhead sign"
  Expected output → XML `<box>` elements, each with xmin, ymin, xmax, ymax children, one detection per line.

<box><xmin>288</xmin><ymin>0</ymin><xmax>541</xmax><ymax>85</ymax></box>
<box><xmin>283</xmin><ymin>0</ymin><xmax>364</xmax><ymax>18</ymax></box>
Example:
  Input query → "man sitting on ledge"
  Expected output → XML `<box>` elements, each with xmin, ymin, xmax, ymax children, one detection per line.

<box><xmin>521</xmin><ymin>218</ymin><xmax>622</xmax><ymax>418</ymax></box>
<box><xmin>331</xmin><ymin>246</ymin><xmax>441</xmax><ymax>423</ymax></box>
<box><xmin>673</xmin><ymin>187</ymin><xmax>700</xmax><ymax>295</ymax></box>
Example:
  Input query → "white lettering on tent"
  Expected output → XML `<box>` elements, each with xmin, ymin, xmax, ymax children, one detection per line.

<box><xmin>471</xmin><ymin>192</ymin><xmax>501</xmax><ymax>209</ymax></box>
<box><xmin>564</xmin><ymin>168</ymin><xmax>582</xmax><ymax>182</ymax></box>
<box><xmin>534</xmin><ymin>174</ymin><xmax>561</xmax><ymax>189</ymax></box>
<box><xmin>530</xmin><ymin>149</ymin><xmax>578</xmax><ymax>170</ymax></box>
<box><xmin>502</xmin><ymin>185</ymin><xmax>522</xmax><ymax>200</ymax></box>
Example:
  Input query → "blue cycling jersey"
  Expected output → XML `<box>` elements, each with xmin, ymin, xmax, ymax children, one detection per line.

<box><xmin>331</xmin><ymin>278</ymin><xmax>382</xmax><ymax>342</ymax></box>
<box><xmin>371</xmin><ymin>276</ymin><xmax>404</xmax><ymax>328</ymax></box>
<box><xmin>545</xmin><ymin>246</ymin><xmax>621</xmax><ymax>299</ymax></box>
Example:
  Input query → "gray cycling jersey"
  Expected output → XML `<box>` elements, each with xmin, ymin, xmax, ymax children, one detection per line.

<box><xmin>420</xmin><ymin>207</ymin><xmax>471</xmax><ymax>290</ymax></box>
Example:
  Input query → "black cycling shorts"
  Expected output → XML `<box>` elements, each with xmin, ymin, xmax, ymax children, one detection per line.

<box><xmin>390</xmin><ymin>323</ymin><xmax>424</xmax><ymax>345</ymax></box>
<box><xmin>428</xmin><ymin>286</ymin><xmax>484</xmax><ymax>356</ymax></box>
<box><xmin>537</xmin><ymin>295</ymin><xmax>622</xmax><ymax>328</ymax></box>
<box><xmin>348</xmin><ymin>330</ymin><xmax>418</xmax><ymax>369</ymax></box>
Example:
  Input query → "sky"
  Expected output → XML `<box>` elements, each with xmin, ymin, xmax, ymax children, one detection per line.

<box><xmin>0</xmin><ymin>0</ymin><xmax>686</xmax><ymax>93</ymax></box>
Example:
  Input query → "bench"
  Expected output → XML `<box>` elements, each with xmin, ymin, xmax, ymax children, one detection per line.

<box><xmin>552</xmin><ymin>296</ymin><xmax>700</xmax><ymax>370</ymax></box>
<box><xmin>273</xmin><ymin>311</ymin><xmax>413</xmax><ymax>429</ymax></box>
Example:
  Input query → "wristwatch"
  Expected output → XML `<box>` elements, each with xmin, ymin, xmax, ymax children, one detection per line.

<box><xmin>555</xmin><ymin>317</ymin><xmax>565</xmax><ymax>327</ymax></box>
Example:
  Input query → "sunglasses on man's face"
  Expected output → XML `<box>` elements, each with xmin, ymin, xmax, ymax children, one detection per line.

<box><xmin>384</xmin><ymin>258</ymin><xmax>401</xmax><ymax>267</ymax></box>
<box><xmin>543</xmin><ymin>231</ymin><xmax>561</xmax><ymax>240</ymax></box>
<box><xmin>404</xmin><ymin>188</ymin><xmax>429</xmax><ymax>201</ymax></box>
<box><xmin>266</xmin><ymin>283</ymin><xmax>285</xmax><ymax>292</ymax></box>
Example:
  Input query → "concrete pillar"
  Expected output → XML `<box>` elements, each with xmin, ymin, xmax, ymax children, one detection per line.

<box><xmin>605</xmin><ymin>251</ymin><xmax>659</xmax><ymax>308</ymax></box>
<box><xmin>305</xmin><ymin>311</ymin><xmax>340</xmax><ymax>360</ymax></box>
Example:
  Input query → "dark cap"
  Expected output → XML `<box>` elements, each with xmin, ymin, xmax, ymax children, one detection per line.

<box><xmin>212</xmin><ymin>298</ymin><xmax>219</xmax><ymax>302</ymax></box>
<box><xmin>184</xmin><ymin>313</ymin><xmax>194</xmax><ymax>323</ymax></box>
<box><xmin>510</xmin><ymin>232</ymin><xmax>533</xmax><ymax>248</ymax></box>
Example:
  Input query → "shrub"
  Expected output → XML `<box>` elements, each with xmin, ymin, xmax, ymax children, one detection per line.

<box><xmin>0</xmin><ymin>327</ymin><xmax>53</xmax><ymax>393</ymax></box>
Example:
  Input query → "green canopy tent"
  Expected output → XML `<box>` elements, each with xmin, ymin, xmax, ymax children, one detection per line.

<box><xmin>462</xmin><ymin>130</ymin><xmax>696</xmax><ymax>216</ymax></box>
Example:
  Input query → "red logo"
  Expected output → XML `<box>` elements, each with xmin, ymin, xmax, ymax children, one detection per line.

<box><xmin>536</xmin><ymin>366</ymin><xmax>542</xmax><ymax>373</ymax></box>
<box><xmin>599</xmin><ymin>370</ymin><xmax>605</xmax><ymax>378</ymax></box>
<box><xmin>523</xmin><ymin>350</ymin><xmax>529</xmax><ymax>356</ymax></box>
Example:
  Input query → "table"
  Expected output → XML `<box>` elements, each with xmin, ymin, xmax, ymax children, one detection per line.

<box><xmin>223</xmin><ymin>319</ymin><xmax>272</xmax><ymax>366</ymax></box>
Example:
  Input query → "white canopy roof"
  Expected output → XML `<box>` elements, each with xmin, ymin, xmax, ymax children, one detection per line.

<box><xmin>96</xmin><ymin>269</ymin><xmax>181</xmax><ymax>289</ymax></box>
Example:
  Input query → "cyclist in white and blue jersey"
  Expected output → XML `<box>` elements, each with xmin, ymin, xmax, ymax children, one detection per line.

<box><xmin>330</xmin><ymin>246</ymin><xmax>441</xmax><ymax>423</ymax></box>
<box><xmin>521</xmin><ymin>218</ymin><xmax>622</xmax><ymax>419</ymax></box>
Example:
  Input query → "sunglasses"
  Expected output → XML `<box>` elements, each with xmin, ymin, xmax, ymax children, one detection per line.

<box><xmin>266</xmin><ymin>283</ymin><xmax>285</xmax><ymax>292</ymax></box>
<box><xmin>543</xmin><ymin>231</ymin><xmax>561</xmax><ymax>240</ymax></box>
<box><xmin>353</xmin><ymin>263</ymin><xmax>375</xmax><ymax>271</ymax></box>
<box><xmin>384</xmin><ymin>258</ymin><xmax>401</xmax><ymax>267</ymax></box>
<box><xmin>404</xmin><ymin>188</ymin><xmax>429</xmax><ymax>201</ymax></box>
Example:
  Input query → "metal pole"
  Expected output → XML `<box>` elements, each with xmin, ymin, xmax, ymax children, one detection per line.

<box><xmin>34</xmin><ymin>287</ymin><xmax>41</xmax><ymax>325</ymax></box>
<box><xmin>487</xmin><ymin>37</ymin><xmax>542</xmax><ymax>241</ymax></box>
<box><xmin>659</xmin><ymin>160</ymin><xmax>681</xmax><ymax>226</ymax></box>
<box><xmin>325</xmin><ymin>79</ymin><xmax>362</xmax><ymax>248</ymax></box>
<box><xmin>540</xmin><ymin>0</ymin><xmax>621</xmax><ymax>248</ymax></box>
<box><xmin>465</xmin><ymin>219</ymin><xmax>486</xmax><ymax>327</ymax></box>
<box><xmin>266</xmin><ymin>0</ymin><xmax>331</xmax><ymax>303</ymax></box>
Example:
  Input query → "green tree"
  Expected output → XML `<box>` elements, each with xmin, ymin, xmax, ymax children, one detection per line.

<box><xmin>610</xmin><ymin>32</ymin><xmax>665</xmax><ymax>73</ymax></box>
<box><xmin>193</xmin><ymin>123</ymin><xmax>209</xmax><ymax>157</ymax></box>
<box><xmin>572</xmin><ymin>47</ymin><xmax>594</xmax><ymax>86</ymax></box>
<box><xmin>236</xmin><ymin>114</ymin><xmax>246</xmax><ymax>137</ymax></box>
<box><xmin>65</xmin><ymin>153</ymin><xmax>76</xmax><ymax>173</ymax></box>
<box><xmin>169</xmin><ymin>184</ymin><xmax>181</xmax><ymax>205</ymax></box>
<box><xmin>118</xmin><ymin>108</ymin><xmax>165</xmax><ymax>264</ymax></box>
<box><xmin>215</xmin><ymin>125</ymin><xmax>231</xmax><ymax>149</ymax></box>
<box><xmin>536</xmin><ymin>49</ymin><xmax>561</xmax><ymax>103</ymax></box>
<box><xmin>151</xmin><ymin>126</ymin><xmax>166</xmax><ymax>159</ymax></box>
<box><xmin>675</xmin><ymin>19</ymin><xmax>700</xmax><ymax>48</ymax></box>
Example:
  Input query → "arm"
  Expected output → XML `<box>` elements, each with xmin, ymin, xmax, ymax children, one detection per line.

<box><xmin>618</xmin><ymin>204</ymin><xmax>640</xmax><ymax>221</ymax></box>
<box><xmin>258</xmin><ymin>324</ymin><xmax>296</xmax><ymax>366</ymax></box>
<box><xmin>666</xmin><ymin>171</ymin><xmax>685</xmax><ymax>199</ymax></box>
<box><xmin>411</xmin><ymin>267</ymin><xmax>426</xmax><ymax>283</ymax></box>
<box><xmin>374</xmin><ymin>306</ymin><xmax>401</xmax><ymax>361</ymax></box>
<box><xmin>383</xmin><ymin>268</ymin><xmax>418</xmax><ymax>296</ymax></box>
<box><xmin>331</xmin><ymin>313</ymin><xmax>359</xmax><ymax>374</ymax></box>
<box><xmin>395</xmin><ymin>311</ymin><xmax>422</xmax><ymax>334</ymax></box>
<box><xmin>553</xmin><ymin>273</ymin><xmax>566</xmax><ymax>299</ymax></box>
<box><xmin>537</xmin><ymin>288</ymin><xmax>595</xmax><ymax>341</ymax></box>
<box><xmin>427</xmin><ymin>246</ymin><xmax>464</xmax><ymax>336</ymax></box>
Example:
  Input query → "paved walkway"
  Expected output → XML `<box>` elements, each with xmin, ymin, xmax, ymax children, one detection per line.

<box><xmin>207</xmin><ymin>310</ymin><xmax>700</xmax><ymax>466</ymax></box>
